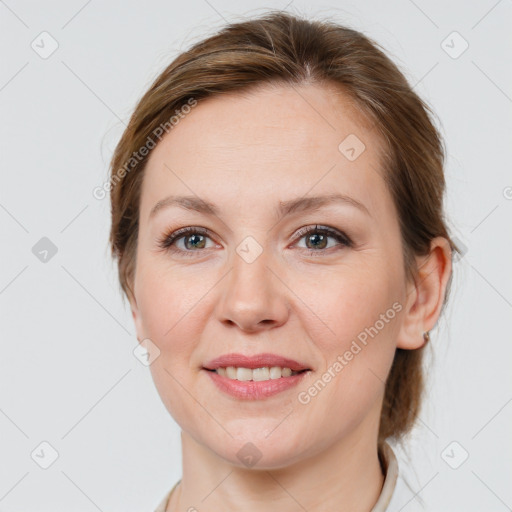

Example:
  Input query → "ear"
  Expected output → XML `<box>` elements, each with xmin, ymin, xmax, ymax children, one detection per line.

<box><xmin>396</xmin><ymin>237</ymin><xmax>452</xmax><ymax>349</ymax></box>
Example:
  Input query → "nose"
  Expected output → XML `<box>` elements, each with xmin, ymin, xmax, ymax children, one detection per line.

<box><xmin>216</xmin><ymin>249</ymin><xmax>290</xmax><ymax>333</ymax></box>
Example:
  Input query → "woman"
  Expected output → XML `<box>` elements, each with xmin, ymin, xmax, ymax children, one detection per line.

<box><xmin>108</xmin><ymin>10</ymin><xmax>456</xmax><ymax>512</ymax></box>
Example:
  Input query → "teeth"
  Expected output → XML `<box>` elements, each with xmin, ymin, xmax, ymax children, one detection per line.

<box><xmin>269</xmin><ymin>366</ymin><xmax>282</xmax><ymax>379</ymax></box>
<box><xmin>237</xmin><ymin>367</ymin><xmax>253</xmax><ymax>381</ymax></box>
<box><xmin>252</xmin><ymin>367</ymin><xmax>269</xmax><ymax>381</ymax></box>
<box><xmin>214</xmin><ymin>366</ymin><xmax>302</xmax><ymax>381</ymax></box>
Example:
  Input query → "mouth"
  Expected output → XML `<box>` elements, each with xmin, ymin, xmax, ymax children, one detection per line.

<box><xmin>201</xmin><ymin>353</ymin><xmax>312</xmax><ymax>400</ymax></box>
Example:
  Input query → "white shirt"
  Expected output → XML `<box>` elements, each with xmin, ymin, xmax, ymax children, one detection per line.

<box><xmin>154</xmin><ymin>440</ymin><xmax>402</xmax><ymax>512</ymax></box>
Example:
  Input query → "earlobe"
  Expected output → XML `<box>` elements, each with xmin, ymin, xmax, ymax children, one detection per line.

<box><xmin>396</xmin><ymin>237</ymin><xmax>452</xmax><ymax>350</ymax></box>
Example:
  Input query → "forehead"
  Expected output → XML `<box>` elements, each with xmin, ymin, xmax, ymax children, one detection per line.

<box><xmin>140</xmin><ymin>82</ymin><xmax>391</xmax><ymax>222</ymax></box>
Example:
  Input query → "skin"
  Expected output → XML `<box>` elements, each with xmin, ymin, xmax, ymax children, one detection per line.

<box><xmin>128</xmin><ymin>81</ymin><xmax>452</xmax><ymax>512</ymax></box>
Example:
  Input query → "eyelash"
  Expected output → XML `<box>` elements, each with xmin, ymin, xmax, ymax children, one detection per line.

<box><xmin>156</xmin><ymin>225</ymin><xmax>353</xmax><ymax>257</ymax></box>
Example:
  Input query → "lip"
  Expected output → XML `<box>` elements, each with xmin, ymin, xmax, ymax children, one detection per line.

<box><xmin>203</xmin><ymin>368</ymin><xmax>310</xmax><ymax>400</ymax></box>
<box><xmin>203</xmin><ymin>352</ymin><xmax>311</xmax><ymax>371</ymax></box>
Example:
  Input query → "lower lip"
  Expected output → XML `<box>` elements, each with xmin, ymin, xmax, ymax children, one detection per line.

<box><xmin>203</xmin><ymin>369</ymin><xmax>309</xmax><ymax>400</ymax></box>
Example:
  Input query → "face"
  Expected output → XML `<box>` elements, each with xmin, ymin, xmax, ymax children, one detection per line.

<box><xmin>130</xmin><ymin>82</ymin><xmax>412</xmax><ymax>468</ymax></box>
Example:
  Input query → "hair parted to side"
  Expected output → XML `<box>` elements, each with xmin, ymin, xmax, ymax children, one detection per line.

<box><xmin>108</xmin><ymin>10</ymin><xmax>458</xmax><ymax>446</ymax></box>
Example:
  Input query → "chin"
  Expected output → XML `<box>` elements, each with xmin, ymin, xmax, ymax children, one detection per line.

<box><xmin>211</xmin><ymin>430</ymin><xmax>310</xmax><ymax>470</ymax></box>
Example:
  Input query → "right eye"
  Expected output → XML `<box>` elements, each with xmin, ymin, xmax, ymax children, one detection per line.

<box><xmin>157</xmin><ymin>226</ymin><xmax>217</xmax><ymax>256</ymax></box>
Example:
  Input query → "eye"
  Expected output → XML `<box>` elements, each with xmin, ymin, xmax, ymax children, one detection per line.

<box><xmin>157</xmin><ymin>226</ymin><xmax>216</xmax><ymax>257</ymax></box>
<box><xmin>157</xmin><ymin>224</ymin><xmax>352</xmax><ymax>258</ymax></box>
<box><xmin>292</xmin><ymin>224</ymin><xmax>352</xmax><ymax>254</ymax></box>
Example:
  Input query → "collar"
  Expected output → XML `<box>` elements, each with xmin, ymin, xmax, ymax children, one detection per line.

<box><xmin>154</xmin><ymin>441</ymin><xmax>399</xmax><ymax>512</ymax></box>
<box><xmin>370</xmin><ymin>440</ymin><xmax>399</xmax><ymax>511</ymax></box>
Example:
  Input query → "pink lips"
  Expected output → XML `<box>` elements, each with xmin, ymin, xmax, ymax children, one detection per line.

<box><xmin>203</xmin><ymin>352</ymin><xmax>310</xmax><ymax>371</ymax></box>
<box><xmin>202</xmin><ymin>352</ymin><xmax>311</xmax><ymax>400</ymax></box>
<box><xmin>204</xmin><ymin>369</ymin><xmax>309</xmax><ymax>400</ymax></box>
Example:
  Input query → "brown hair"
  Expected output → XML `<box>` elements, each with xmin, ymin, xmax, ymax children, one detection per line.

<box><xmin>108</xmin><ymin>10</ymin><xmax>458</xmax><ymax>446</ymax></box>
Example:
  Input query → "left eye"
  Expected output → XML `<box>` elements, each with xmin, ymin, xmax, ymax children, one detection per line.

<box><xmin>293</xmin><ymin>225</ymin><xmax>352</xmax><ymax>252</ymax></box>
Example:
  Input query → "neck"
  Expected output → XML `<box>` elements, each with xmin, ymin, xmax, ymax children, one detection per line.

<box><xmin>168</xmin><ymin>420</ymin><xmax>385</xmax><ymax>512</ymax></box>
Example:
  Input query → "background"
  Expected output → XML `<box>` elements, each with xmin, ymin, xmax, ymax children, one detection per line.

<box><xmin>1</xmin><ymin>0</ymin><xmax>511</xmax><ymax>510</ymax></box>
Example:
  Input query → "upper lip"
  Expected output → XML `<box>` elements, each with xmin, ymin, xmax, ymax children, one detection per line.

<box><xmin>203</xmin><ymin>353</ymin><xmax>311</xmax><ymax>371</ymax></box>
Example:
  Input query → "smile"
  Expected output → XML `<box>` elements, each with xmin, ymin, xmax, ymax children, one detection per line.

<box><xmin>209</xmin><ymin>366</ymin><xmax>305</xmax><ymax>381</ymax></box>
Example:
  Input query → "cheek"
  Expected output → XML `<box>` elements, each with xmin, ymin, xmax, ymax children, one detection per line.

<box><xmin>295</xmin><ymin>259</ymin><xmax>400</xmax><ymax>412</ymax></box>
<box><xmin>135</xmin><ymin>259</ymin><xmax>210</xmax><ymax>343</ymax></box>
<box><xmin>137</xmin><ymin>264</ymin><xmax>210</xmax><ymax>425</ymax></box>
<box><xmin>293</xmin><ymin>258</ymin><xmax>401</xmax><ymax>348</ymax></box>
<box><xmin>299</xmin><ymin>283</ymin><xmax>399</xmax><ymax>435</ymax></box>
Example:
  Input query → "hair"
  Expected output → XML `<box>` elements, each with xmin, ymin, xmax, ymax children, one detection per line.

<box><xmin>108</xmin><ymin>10</ymin><xmax>458</xmax><ymax>447</ymax></box>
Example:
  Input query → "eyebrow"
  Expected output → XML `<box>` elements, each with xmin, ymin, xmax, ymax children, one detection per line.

<box><xmin>149</xmin><ymin>193</ymin><xmax>371</xmax><ymax>220</ymax></box>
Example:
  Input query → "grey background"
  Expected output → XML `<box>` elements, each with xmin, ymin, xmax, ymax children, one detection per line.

<box><xmin>1</xmin><ymin>0</ymin><xmax>511</xmax><ymax>510</ymax></box>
